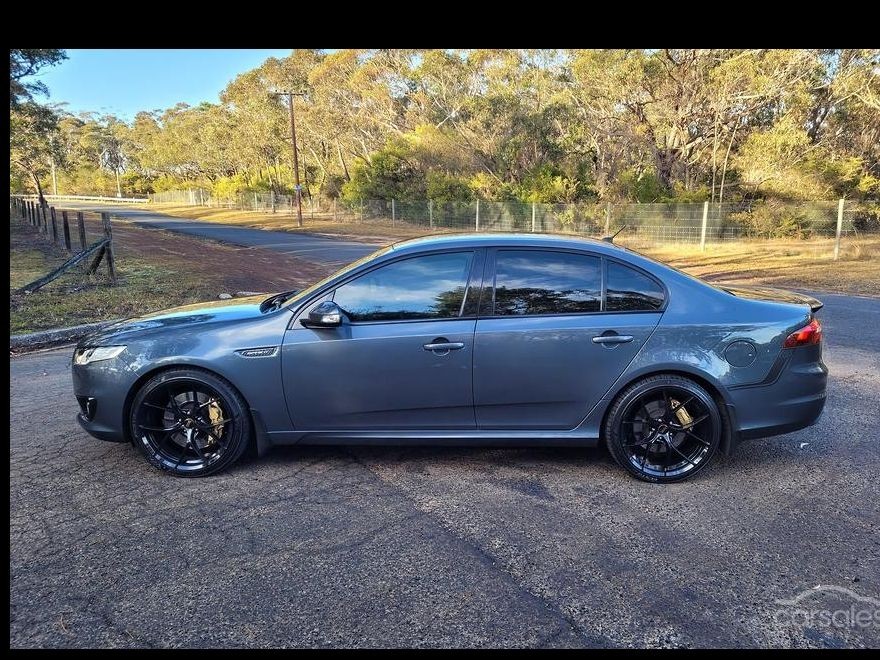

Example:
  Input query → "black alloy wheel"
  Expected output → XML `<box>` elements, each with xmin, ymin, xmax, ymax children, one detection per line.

<box><xmin>130</xmin><ymin>368</ymin><xmax>251</xmax><ymax>477</ymax></box>
<box><xmin>605</xmin><ymin>375</ymin><xmax>722</xmax><ymax>483</ymax></box>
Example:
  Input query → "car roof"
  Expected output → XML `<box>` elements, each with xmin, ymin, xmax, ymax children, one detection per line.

<box><xmin>390</xmin><ymin>232</ymin><xmax>629</xmax><ymax>256</ymax></box>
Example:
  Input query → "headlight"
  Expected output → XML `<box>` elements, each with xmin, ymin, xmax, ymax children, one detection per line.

<box><xmin>73</xmin><ymin>345</ymin><xmax>126</xmax><ymax>365</ymax></box>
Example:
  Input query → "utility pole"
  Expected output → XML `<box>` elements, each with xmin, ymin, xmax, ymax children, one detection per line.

<box><xmin>270</xmin><ymin>90</ymin><xmax>307</xmax><ymax>228</ymax></box>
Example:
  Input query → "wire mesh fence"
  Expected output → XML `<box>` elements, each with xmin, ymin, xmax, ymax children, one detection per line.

<box><xmin>148</xmin><ymin>190</ymin><xmax>880</xmax><ymax>245</ymax></box>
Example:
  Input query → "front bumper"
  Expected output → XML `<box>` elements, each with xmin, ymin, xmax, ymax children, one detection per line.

<box><xmin>77</xmin><ymin>411</ymin><xmax>126</xmax><ymax>442</ymax></box>
<box><xmin>72</xmin><ymin>355</ymin><xmax>136</xmax><ymax>443</ymax></box>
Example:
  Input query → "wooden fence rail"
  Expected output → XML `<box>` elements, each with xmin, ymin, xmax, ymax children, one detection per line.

<box><xmin>11</xmin><ymin>196</ymin><xmax>118</xmax><ymax>293</ymax></box>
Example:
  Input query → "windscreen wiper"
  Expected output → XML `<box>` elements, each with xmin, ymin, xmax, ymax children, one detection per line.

<box><xmin>259</xmin><ymin>289</ymin><xmax>299</xmax><ymax>313</ymax></box>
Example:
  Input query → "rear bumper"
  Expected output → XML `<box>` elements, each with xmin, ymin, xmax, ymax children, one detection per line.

<box><xmin>728</xmin><ymin>344</ymin><xmax>827</xmax><ymax>442</ymax></box>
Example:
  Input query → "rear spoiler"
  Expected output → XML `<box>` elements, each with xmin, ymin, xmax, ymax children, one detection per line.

<box><xmin>720</xmin><ymin>285</ymin><xmax>823</xmax><ymax>313</ymax></box>
<box><xmin>800</xmin><ymin>293</ymin><xmax>824</xmax><ymax>314</ymax></box>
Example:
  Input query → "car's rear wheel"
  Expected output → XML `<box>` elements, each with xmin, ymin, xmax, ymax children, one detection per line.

<box><xmin>129</xmin><ymin>368</ymin><xmax>251</xmax><ymax>477</ymax></box>
<box><xmin>605</xmin><ymin>375</ymin><xmax>722</xmax><ymax>483</ymax></box>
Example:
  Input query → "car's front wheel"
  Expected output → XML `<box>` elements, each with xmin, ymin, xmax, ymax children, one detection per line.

<box><xmin>129</xmin><ymin>368</ymin><xmax>251</xmax><ymax>477</ymax></box>
<box><xmin>604</xmin><ymin>374</ymin><xmax>722</xmax><ymax>483</ymax></box>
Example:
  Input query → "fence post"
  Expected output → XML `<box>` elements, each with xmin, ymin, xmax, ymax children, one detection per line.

<box><xmin>429</xmin><ymin>200</ymin><xmax>434</xmax><ymax>229</ymax></box>
<box><xmin>475</xmin><ymin>199</ymin><xmax>480</xmax><ymax>232</ymax></box>
<box><xmin>605</xmin><ymin>202</ymin><xmax>612</xmax><ymax>235</ymax></box>
<box><xmin>834</xmin><ymin>198</ymin><xmax>845</xmax><ymax>260</ymax></box>
<box><xmin>50</xmin><ymin>207</ymin><xmax>58</xmax><ymax>244</ymax></box>
<box><xmin>360</xmin><ymin>200</ymin><xmax>364</xmax><ymax>223</ymax></box>
<box><xmin>271</xmin><ymin>190</ymin><xmax>276</xmax><ymax>214</ymax></box>
<box><xmin>532</xmin><ymin>202</ymin><xmax>537</xmax><ymax>232</ymax></box>
<box><xmin>100</xmin><ymin>212</ymin><xmax>117</xmax><ymax>283</ymax></box>
<box><xmin>700</xmin><ymin>201</ymin><xmax>709</xmax><ymax>252</ymax></box>
<box><xmin>62</xmin><ymin>210</ymin><xmax>72</xmax><ymax>251</ymax></box>
<box><xmin>77</xmin><ymin>212</ymin><xmax>86</xmax><ymax>252</ymax></box>
<box><xmin>391</xmin><ymin>199</ymin><xmax>396</xmax><ymax>225</ymax></box>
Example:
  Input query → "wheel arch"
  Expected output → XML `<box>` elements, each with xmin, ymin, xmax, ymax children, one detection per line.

<box><xmin>600</xmin><ymin>366</ymin><xmax>737</xmax><ymax>455</ymax></box>
<box><xmin>122</xmin><ymin>363</ymin><xmax>270</xmax><ymax>456</ymax></box>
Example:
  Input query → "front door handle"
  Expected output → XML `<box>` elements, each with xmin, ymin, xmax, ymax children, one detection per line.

<box><xmin>592</xmin><ymin>335</ymin><xmax>634</xmax><ymax>345</ymax></box>
<box><xmin>423</xmin><ymin>339</ymin><xmax>465</xmax><ymax>354</ymax></box>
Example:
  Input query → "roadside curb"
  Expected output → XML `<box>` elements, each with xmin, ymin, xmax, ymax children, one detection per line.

<box><xmin>10</xmin><ymin>319</ymin><xmax>121</xmax><ymax>354</ymax></box>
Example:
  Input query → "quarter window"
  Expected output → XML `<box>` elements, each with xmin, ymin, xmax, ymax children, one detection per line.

<box><xmin>606</xmin><ymin>261</ymin><xmax>665</xmax><ymax>311</ymax></box>
<box><xmin>333</xmin><ymin>252</ymin><xmax>473</xmax><ymax>322</ymax></box>
<box><xmin>493</xmin><ymin>250</ymin><xmax>601</xmax><ymax>316</ymax></box>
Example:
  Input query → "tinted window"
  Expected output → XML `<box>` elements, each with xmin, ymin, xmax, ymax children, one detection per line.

<box><xmin>494</xmin><ymin>250</ymin><xmax>601</xmax><ymax>316</ymax></box>
<box><xmin>333</xmin><ymin>252</ymin><xmax>473</xmax><ymax>322</ymax></box>
<box><xmin>606</xmin><ymin>262</ymin><xmax>665</xmax><ymax>311</ymax></box>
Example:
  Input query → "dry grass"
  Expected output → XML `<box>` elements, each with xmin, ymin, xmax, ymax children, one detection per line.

<box><xmin>625</xmin><ymin>236</ymin><xmax>880</xmax><ymax>297</ymax></box>
<box><xmin>16</xmin><ymin>203</ymin><xmax>871</xmax><ymax>336</ymax></box>
<box><xmin>9</xmin><ymin>215</ymin><xmax>333</xmax><ymax>335</ymax></box>
<box><xmin>148</xmin><ymin>203</ymin><xmax>442</xmax><ymax>242</ymax></box>
<box><xmin>147</xmin><ymin>202</ymin><xmax>880</xmax><ymax>297</ymax></box>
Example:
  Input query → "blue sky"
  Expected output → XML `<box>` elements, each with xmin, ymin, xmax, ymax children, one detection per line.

<box><xmin>36</xmin><ymin>49</ymin><xmax>295</xmax><ymax>120</ymax></box>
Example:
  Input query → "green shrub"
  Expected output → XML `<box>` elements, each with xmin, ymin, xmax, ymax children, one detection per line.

<box><xmin>426</xmin><ymin>171</ymin><xmax>474</xmax><ymax>203</ymax></box>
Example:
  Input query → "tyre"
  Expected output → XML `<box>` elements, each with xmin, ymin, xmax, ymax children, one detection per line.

<box><xmin>129</xmin><ymin>368</ymin><xmax>252</xmax><ymax>477</ymax></box>
<box><xmin>604</xmin><ymin>374</ymin><xmax>722</xmax><ymax>483</ymax></box>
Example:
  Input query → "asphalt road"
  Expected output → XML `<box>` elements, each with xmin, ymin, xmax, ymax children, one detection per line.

<box><xmin>9</xmin><ymin>291</ymin><xmax>879</xmax><ymax>648</ymax></box>
<box><xmin>58</xmin><ymin>202</ymin><xmax>379</xmax><ymax>267</ymax></box>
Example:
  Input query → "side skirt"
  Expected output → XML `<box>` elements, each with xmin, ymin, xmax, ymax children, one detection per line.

<box><xmin>265</xmin><ymin>429</ymin><xmax>601</xmax><ymax>448</ymax></box>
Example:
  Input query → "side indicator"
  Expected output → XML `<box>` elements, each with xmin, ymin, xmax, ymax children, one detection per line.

<box><xmin>236</xmin><ymin>347</ymin><xmax>279</xmax><ymax>358</ymax></box>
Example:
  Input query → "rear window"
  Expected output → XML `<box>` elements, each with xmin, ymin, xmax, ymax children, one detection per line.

<box><xmin>605</xmin><ymin>262</ymin><xmax>665</xmax><ymax>311</ymax></box>
<box><xmin>493</xmin><ymin>250</ymin><xmax>602</xmax><ymax>316</ymax></box>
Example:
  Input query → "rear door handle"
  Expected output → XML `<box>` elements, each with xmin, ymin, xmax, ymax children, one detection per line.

<box><xmin>423</xmin><ymin>341</ymin><xmax>465</xmax><ymax>353</ymax></box>
<box><xmin>592</xmin><ymin>335</ymin><xmax>634</xmax><ymax>344</ymax></box>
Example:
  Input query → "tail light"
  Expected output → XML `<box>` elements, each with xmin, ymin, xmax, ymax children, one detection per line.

<box><xmin>783</xmin><ymin>318</ymin><xmax>822</xmax><ymax>348</ymax></box>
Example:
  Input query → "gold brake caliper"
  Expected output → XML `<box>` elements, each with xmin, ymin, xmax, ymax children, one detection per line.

<box><xmin>207</xmin><ymin>400</ymin><xmax>225</xmax><ymax>441</ymax></box>
<box><xmin>670</xmin><ymin>399</ymin><xmax>694</xmax><ymax>428</ymax></box>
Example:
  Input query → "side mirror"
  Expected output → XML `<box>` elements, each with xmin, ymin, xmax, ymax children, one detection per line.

<box><xmin>300</xmin><ymin>301</ymin><xmax>344</xmax><ymax>329</ymax></box>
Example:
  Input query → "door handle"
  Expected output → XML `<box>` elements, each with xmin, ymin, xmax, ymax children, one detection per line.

<box><xmin>423</xmin><ymin>340</ymin><xmax>465</xmax><ymax>353</ymax></box>
<box><xmin>592</xmin><ymin>335</ymin><xmax>634</xmax><ymax>344</ymax></box>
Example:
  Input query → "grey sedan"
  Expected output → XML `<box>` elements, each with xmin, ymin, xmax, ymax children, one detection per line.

<box><xmin>72</xmin><ymin>233</ymin><xmax>827</xmax><ymax>483</ymax></box>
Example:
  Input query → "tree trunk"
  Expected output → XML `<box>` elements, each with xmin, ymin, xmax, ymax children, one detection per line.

<box><xmin>115</xmin><ymin>168</ymin><xmax>122</xmax><ymax>198</ymax></box>
<box><xmin>655</xmin><ymin>149</ymin><xmax>676</xmax><ymax>191</ymax></box>
<box><xmin>30</xmin><ymin>171</ymin><xmax>45</xmax><ymax>206</ymax></box>
<box><xmin>710</xmin><ymin>107</ymin><xmax>720</xmax><ymax>202</ymax></box>
<box><xmin>337</xmin><ymin>141</ymin><xmax>350</xmax><ymax>181</ymax></box>
<box><xmin>308</xmin><ymin>146</ymin><xmax>328</xmax><ymax>198</ymax></box>
<box><xmin>718</xmin><ymin>122</ymin><xmax>739</xmax><ymax>204</ymax></box>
